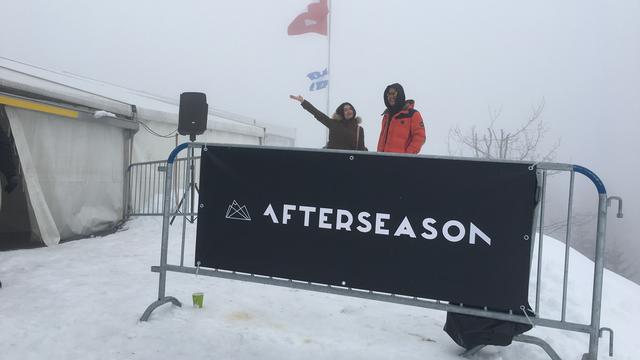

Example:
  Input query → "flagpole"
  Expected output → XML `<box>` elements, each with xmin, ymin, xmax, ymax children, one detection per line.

<box><xmin>325</xmin><ymin>0</ymin><xmax>332</xmax><ymax>144</ymax></box>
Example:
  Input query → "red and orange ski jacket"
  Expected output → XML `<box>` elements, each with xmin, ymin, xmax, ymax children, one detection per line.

<box><xmin>377</xmin><ymin>100</ymin><xmax>426</xmax><ymax>154</ymax></box>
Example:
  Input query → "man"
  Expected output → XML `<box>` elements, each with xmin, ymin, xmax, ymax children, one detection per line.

<box><xmin>0</xmin><ymin>126</ymin><xmax>19</xmax><ymax>195</ymax></box>
<box><xmin>0</xmin><ymin>125</ymin><xmax>19</xmax><ymax>290</ymax></box>
<box><xmin>377</xmin><ymin>83</ymin><xmax>426</xmax><ymax>154</ymax></box>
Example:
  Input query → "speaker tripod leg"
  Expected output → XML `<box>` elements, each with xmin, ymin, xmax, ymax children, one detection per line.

<box><xmin>169</xmin><ymin>193</ymin><xmax>186</xmax><ymax>226</ymax></box>
<box><xmin>170</xmin><ymin>170</ymin><xmax>200</xmax><ymax>225</ymax></box>
<box><xmin>189</xmin><ymin>146</ymin><xmax>196</xmax><ymax>224</ymax></box>
<box><xmin>187</xmin><ymin>181</ymin><xmax>200</xmax><ymax>224</ymax></box>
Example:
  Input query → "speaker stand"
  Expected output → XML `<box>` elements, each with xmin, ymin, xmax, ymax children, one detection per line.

<box><xmin>170</xmin><ymin>145</ymin><xmax>199</xmax><ymax>225</ymax></box>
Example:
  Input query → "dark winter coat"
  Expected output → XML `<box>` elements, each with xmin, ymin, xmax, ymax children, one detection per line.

<box><xmin>0</xmin><ymin>124</ymin><xmax>19</xmax><ymax>193</ymax></box>
<box><xmin>301</xmin><ymin>100</ymin><xmax>367</xmax><ymax>151</ymax></box>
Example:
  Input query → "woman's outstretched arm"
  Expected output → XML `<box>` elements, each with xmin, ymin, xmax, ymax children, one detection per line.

<box><xmin>289</xmin><ymin>95</ymin><xmax>332</xmax><ymax>128</ymax></box>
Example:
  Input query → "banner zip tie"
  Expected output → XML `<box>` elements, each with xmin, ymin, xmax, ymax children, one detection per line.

<box><xmin>520</xmin><ymin>305</ymin><xmax>535</xmax><ymax>327</ymax></box>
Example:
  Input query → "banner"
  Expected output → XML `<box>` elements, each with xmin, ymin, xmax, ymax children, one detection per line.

<box><xmin>287</xmin><ymin>0</ymin><xmax>329</xmax><ymax>36</ymax></box>
<box><xmin>307</xmin><ymin>68</ymin><xmax>328</xmax><ymax>91</ymax></box>
<box><xmin>195</xmin><ymin>145</ymin><xmax>538</xmax><ymax>311</ymax></box>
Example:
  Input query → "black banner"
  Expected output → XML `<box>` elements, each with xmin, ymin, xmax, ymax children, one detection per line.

<box><xmin>195</xmin><ymin>145</ymin><xmax>538</xmax><ymax>311</ymax></box>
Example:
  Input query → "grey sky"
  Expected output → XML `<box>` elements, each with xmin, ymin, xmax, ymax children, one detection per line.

<box><xmin>1</xmin><ymin>0</ymin><xmax>638</xmax><ymax>274</ymax></box>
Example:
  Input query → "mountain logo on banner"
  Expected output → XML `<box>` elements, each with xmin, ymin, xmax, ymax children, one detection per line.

<box><xmin>308</xmin><ymin>68</ymin><xmax>328</xmax><ymax>91</ymax></box>
<box><xmin>225</xmin><ymin>200</ymin><xmax>251</xmax><ymax>221</ymax></box>
<box><xmin>287</xmin><ymin>0</ymin><xmax>329</xmax><ymax>36</ymax></box>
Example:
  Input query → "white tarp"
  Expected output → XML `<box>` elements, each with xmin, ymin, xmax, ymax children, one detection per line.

<box><xmin>4</xmin><ymin>108</ymin><xmax>59</xmax><ymax>245</ymax></box>
<box><xmin>5</xmin><ymin>107</ymin><xmax>124</xmax><ymax>240</ymax></box>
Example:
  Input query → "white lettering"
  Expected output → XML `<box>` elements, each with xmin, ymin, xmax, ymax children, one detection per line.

<box><xmin>336</xmin><ymin>209</ymin><xmax>353</xmax><ymax>231</ymax></box>
<box><xmin>282</xmin><ymin>204</ymin><xmax>296</xmax><ymax>225</ymax></box>
<box><xmin>375</xmin><ymin>213</ymin><xmax>391</xmax><ymax>235</ymax></box>
<box><xmin>443</xmin><ymin>220</ymin><xmax>465</xmax><ymax>242</ymax></box>
<box><xmin>421</xmin><ymin>218</ymin><xmax>438</xmax><ymax>240</ymax></box>
<box><xmin>394</xmin><ymin>216</ymin><xmax>416</xmax><ymax>238</ymax></box>
<box><xmin>470</xmin><ymin>222</ymin><xmax>491</xmax><ymax>245</ymax></box>
<box><xmin>318</xmin><ymin>208</ymin><xmax>333</xmax><ymax>229</ymax></box>
<box><xmin>356</xmin><ymin>212</ymin><xmax>372</xmax><ymax>233</ymax></box>
<box><xmin>263</xmin><ymin>204</ymin><xmax>279</xmax><ymax>223</ymax></box>
<box><xmin>298</xmin><ymin>206</ymin><xmax>316</xmax><ymax>227</ymax></box>
<box><xmin>260</xmin><ymin>204</ymin><xmax>492</xmax><ymax>246</ymax></box>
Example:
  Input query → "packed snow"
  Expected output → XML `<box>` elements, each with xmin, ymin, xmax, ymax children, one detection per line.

<box><xmin>0</xmin><ymin>216</ymin><xmax>638</xmax><ymax>359</ymax></box>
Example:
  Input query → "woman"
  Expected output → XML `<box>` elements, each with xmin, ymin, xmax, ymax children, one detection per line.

<box><xmin>290</xmin><ymin>95</ymin><xmax>367</xmax><ymax>151</ymax></box>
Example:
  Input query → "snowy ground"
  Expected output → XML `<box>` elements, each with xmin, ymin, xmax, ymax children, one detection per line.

<box><xmin>0</xmin><ymin>216</ymin><xmax>638</xmax><ymax>360</ymax></box>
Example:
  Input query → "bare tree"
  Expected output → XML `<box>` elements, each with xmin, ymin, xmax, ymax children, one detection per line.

<box><xmin>543</xmin><ymin>212</ymin><xmax>597</xmax><ymax>235</ymax></box>
<box><xmin>448</xmin><ymin>98</ymin><xmax>560</xmax><ymax>162</ymax></box>
<box><xmin>448</xmin><ymin>99</ymin><xmax>639</xmax><ymax>284</ymax></box>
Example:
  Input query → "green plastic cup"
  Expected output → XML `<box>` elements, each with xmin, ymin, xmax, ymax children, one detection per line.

<box><xmin>192</xmin><ymin>292</ymin><xmax>204</xmax><ymax>308</ymax></box>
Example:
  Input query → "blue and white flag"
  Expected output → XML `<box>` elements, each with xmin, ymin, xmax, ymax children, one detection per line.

<box><xmin>307</xmin><ymin>68</ymin><xmax>328</xmax><ymax>91</ymax></box>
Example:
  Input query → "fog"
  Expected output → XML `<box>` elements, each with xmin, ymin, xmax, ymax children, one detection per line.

<box><xmin>1</xmin><ymin>0</ymin><xmax>638</xmax><ymax>281</ymax></box>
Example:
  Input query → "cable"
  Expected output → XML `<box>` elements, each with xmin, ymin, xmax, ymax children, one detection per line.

<box><xmin>136</xmin><ymin>119</ymin><xmax>178</xmax><ymax>138</ymax></box>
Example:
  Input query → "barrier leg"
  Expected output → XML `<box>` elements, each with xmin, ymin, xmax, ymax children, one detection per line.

<box><xmin>140</xmin><ymin>296</ymin><xmax>182</xmax><ymax>321</ymax></box>
<box><xmin>459</xmin><ymin>336</ymin><xmax>561</xmax><ymax>360</ymax></box>
<box><xmin>140</xmin><ymin>155</ymin><xmax>183</xmax><ymax>322</ymax></box>
<box><xmin>514</xmin><ymin>335</ymin><xmax>561</xmax><ymax>360</ymax></box>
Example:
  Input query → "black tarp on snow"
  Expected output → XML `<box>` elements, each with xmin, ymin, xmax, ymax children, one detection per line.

<box><xmin>444</xmin><ymin>304</ymin><xmax>535</xmax><ymax>349</ymax></box>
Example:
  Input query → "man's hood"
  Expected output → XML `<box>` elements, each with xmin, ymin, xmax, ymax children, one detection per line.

<box><xmin>384</xmin><ymin>83</ymin><xmax>406</xmax><ymax>113</ymax></box>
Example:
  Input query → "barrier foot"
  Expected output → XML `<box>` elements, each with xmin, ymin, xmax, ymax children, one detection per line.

<box><xmin>140</xmin><ymin>296</ymin><xmax>182</xmax><ymax>322</ymax></box>
<box><xmin>514</xmin><ymin>335</ymin><xmax>561</xmax><ymax>360</ymax></box>
<box><xmin>460</xmin><ymin>345</ymin><xmax>485</xmax><ymax>358</ymax></box>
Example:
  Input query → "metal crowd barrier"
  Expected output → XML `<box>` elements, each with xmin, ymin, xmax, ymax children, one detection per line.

<box><xmin>124</xmin><ymin>155</ymin><xmax>201</xmax><ymax>218</ymax></box>
<box><xmin>139</xmin><ymin>142</ymin><xmax>622</xmax><ymax>360</ymax></box>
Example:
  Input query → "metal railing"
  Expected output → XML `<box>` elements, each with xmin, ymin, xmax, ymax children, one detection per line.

<box><xmin>124</xmin><ymin>155</ymin><xmax>200</xmax><ymax>218</ymax></box>
<box><xmin>138</xmin><ymin>143</ymin><xmax>622</xmax><ymax>360</ymax></box>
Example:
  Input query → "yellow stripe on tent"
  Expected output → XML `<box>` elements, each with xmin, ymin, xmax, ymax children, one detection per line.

<box><xmin>0</xmin><ymin>95</ymin><xmax>79</xmax><ymax>119</ymax></box>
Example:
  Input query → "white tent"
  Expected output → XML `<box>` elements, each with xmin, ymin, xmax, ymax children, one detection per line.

<box><xmin>0</xmin><ymin>58</ymin><xmax>295</xmax><ymax>248</ymax></box>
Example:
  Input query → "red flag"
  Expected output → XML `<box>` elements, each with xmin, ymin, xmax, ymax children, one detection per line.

<box><xmin>287</xmin><ymin>0</ymin><xmax>328</xmax><ymax>36</ymax></box>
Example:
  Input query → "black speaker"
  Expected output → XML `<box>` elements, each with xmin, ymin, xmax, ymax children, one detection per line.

<box><xmin>178</xmin><ymin>92</ymin><xmax>208</xmax><ymax>141</ymax></box>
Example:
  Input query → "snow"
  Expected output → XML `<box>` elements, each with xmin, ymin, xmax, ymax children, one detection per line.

<box><xmin>93</xmin><ymin>110</ymin><xmax>117</xmax><ymax>119</ymax></box>
<box><xmin>1</xmin><ymin>216</ymin><xmax>638</xmax><ymax>360</ymax></box>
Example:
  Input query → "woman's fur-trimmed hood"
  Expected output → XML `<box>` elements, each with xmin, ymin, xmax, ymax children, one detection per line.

<box><xmin>332</xmin><ymin>113</ymin><xmax>362</xmax><ymax>124</ymax></box>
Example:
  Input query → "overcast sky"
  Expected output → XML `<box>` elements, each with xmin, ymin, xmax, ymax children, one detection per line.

<box><xmin>1</xmin><ymin>0</ymin><xmax>638</xmax><ymax>267</ymax></box>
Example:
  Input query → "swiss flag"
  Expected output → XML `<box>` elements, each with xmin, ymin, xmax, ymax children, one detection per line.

<box><xmin>287</xmin><ymin>0</ymin><xmax>329</xmax><ymax>36</ymax></box>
